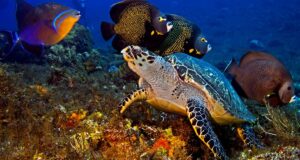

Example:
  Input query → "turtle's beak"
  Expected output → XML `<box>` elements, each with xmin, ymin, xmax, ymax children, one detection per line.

<box><xmin>121</xmin><ymin>45</ymin><xmax>144</xmax><ymax>62</ymax></box>
<box><xmin>121</xmin><ymin>46</ymin><xmax>134</xmax><ymax>62</ymax></box>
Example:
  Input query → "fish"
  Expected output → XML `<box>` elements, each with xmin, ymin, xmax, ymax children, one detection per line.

<box><xmin>146</xmin><ymin>14</ymin><xmax>212</xmax><ymax>58</ymax></box>
<box><xmin>100</xmin><ymin>0</ymin><xmax>173</xmax><ymax>51</ymax></box>
<box><xmin>0</xmin><ymin>0</ymin><xmax>80</xmax><ymax>57</ymax></box>
<box><xmin>72</xmin><ymin>0</ymin><xmax>87</xmax><ymax>25</ymax></box>
<box><xmin>225</xmin><ymin>51</ymin><xmax>296</xmax><ymax>106</ymax></box>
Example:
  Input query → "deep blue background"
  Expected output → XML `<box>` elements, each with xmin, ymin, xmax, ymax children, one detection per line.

<box><xmin>1</xmin><ymin>0</ymin><xmax>300</xmax><ymax>66</ymax></box>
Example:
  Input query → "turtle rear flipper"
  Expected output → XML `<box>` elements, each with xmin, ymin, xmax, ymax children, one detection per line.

<box><xmin>237</xmin><ymin>124</ymin><xmax>264</xmax><ymax>148</ymax></box>
<box><xmin>120</xmin><ymin>89</ymin><xmax>148</xmax><ymax>114</ymax></box>
<box><xmin>186</xmin><ymin>98</ymin><xmax>229</xmax><ymax>160</ymax></box>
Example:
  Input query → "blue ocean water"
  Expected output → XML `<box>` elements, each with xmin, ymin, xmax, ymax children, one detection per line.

<box><xmin>1</xmin><ymin>0</ymin><xmax>300</xmax><ymax>77</ymax></box>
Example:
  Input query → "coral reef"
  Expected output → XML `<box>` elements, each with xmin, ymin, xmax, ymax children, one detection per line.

<box><xmin>249</xmin><ymin>146</ymin><xmax>300</xmax><ymax>160</ymax></box>
<box><xmin>0</xmin><ymin>23</ymin><xmax>299</xmax><ymax>160</ymax></box>
<box><xmin>246</xmin><ymin>99</ymin><xmax>300</xmax><ymax>142</ymax></box>
<box><xmin>58</xmin><ymin>24</ymin><xmax>94</xmax><ymax>53</ymax></box>
<box><xmin>265</xmin><ymin>101</ymin><xmax>300</xmax><ymax>139</ymax></box>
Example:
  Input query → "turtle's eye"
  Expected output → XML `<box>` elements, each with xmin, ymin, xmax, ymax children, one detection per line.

<box><xmin>200</xmin><ymin>38</ymin><xmax>207</xmax><ymax>43</ymax></box>
<box><xmin>287</xmin><ymin>86</ymin><xmax>292</xmax><ymax>91</ymax></box>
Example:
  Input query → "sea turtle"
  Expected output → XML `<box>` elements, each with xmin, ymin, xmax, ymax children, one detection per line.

<box><xmin>119</xmin><ymin>45</ymin><xmax>263</xmax><ymax>159</ymax></box>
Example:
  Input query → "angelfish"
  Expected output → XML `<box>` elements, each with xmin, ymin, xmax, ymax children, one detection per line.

<box><xmin>100</xmin><ymin>0</ymin><xmax>173</xmax><ymax>51</ymax></box>
<box><xmin>0</xmin><ymin>0</ymin><xmax>80</xmax><ymax>56</ymax></box>
<box><xmin>225</xmin><ymin>51</ymin><xmax>298</xmax><ymax>106</ymax></box>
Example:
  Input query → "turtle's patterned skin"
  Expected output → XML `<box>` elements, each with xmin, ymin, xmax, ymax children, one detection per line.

<box><xmin>119</xmin><ymin>45</ymin><xmax>263</xmax><ymax>160</ymax></box>
<box><xmin>165</xmin><ymin>53</ymin><xmax>256</xmax><ymax>124</ymax></box>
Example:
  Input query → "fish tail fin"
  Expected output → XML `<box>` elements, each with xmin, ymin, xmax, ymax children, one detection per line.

<box><xmin>16</xmin><ymin>0</ymin><xmax>33</xmax><ymax>25</ymax></box>
<box><xmin>0</xmin><ymin>31</ymin><xmax>19</xmax><ymax>59</ymax></box>
<box><xmin>20</xmin><ymin>41</ymin><xmax>44</xmax><ymax>56</ymax></box>
<box><xmin>101</xmin><ymin>21</ymin><xmax>115</xmax><ymax>41</ymax></box>
<box><xmin>224</xmin><ymin>58</ymin><xmax>239</xmax><ymax>76</ymax></box>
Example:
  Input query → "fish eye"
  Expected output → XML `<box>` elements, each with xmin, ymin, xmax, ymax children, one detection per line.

<box><xmin>196</xmin><ymin>50</ymin><xmax>202</xmax><ymax>55</ymax></box>
<box><xmin>159</xmin><ymin>16</ymin><xmax>166</xmax><ymax>22</ymax></box>
<box><xmin>200</xmin><ymin>38</ymin><xmax>207</xmax><ymax>43</ymax></box>
<box><xmin>287</xmin><ymin>86</ymin><xmax>292</xmax><ymax>90</ymax></box>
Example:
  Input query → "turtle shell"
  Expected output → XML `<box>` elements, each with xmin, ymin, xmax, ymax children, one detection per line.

<box><xmin>165</xmin><ymin>53</ymin><xmax>256</xmax><ymax>123</ymax></box>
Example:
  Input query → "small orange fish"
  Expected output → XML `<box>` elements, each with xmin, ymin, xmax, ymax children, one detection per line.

<box><xmin>1</xmin><ymin>0</ymin><xmax>80</xmax><ymax>56</ymax></box>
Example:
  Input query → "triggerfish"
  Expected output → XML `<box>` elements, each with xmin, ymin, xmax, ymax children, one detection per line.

<box><xmin>225</xmin><ymin>51</ymin><xmax>298</xmax><ymax>106</ymax></box>
<box><xmin>0</xmin><ymin>0</ymin><xmax>80</xmax><ymax>57</ymax></box>
<box><xmin>100</xmin><ymin>0</ymin><xmax>173</xmax><ymax>51</ymax></box>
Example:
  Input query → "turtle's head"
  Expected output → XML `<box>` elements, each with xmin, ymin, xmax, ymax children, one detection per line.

<box><xmin>121</xmin><ymin>45</ymin><xmax>160</xmax><ymax>76</ymax></box>
<box><xmin>121</xmin><ymin>45</ymin><xmax>175</xmax><ymax>82</ymax></box>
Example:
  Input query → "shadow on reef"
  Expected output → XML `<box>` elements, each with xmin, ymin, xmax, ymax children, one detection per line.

<box><xmin>0</xmin><ymin>24</ymin><xmax>299</xmax><ymax>160</ymax></box>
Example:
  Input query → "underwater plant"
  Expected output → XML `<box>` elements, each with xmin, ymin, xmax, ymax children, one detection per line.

<box><xmin>264</xmin><ymin>101</ymin><xmax>300</xmax><ymax>140</ymax></box>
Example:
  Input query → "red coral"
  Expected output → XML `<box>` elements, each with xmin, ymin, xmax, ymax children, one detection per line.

<box><xmin>152</xmin><ymin>138</ymin><xmax>170</xmax><ymax>151</ymax></box>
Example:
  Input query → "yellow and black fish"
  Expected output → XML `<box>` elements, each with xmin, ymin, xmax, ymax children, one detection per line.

<box><xmin>0</xmin><ymin>0</ymin><xmax>80</xmax><ymax>57</ymax></box>
<box><xmin>146</xmin><ymin>14</ymin><xmax>212</xmax><ymax>58</ymax></box>
<box><xmin>101</xmin><ymin>0</ymin><xmax>173</xmax><ymax>51</ymax></box>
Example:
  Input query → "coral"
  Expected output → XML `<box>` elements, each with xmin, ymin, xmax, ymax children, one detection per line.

<box><xmin>264</xmin><ymin>101</ymin><xmax>300</xmax><ymax>140</ymax></box>
<box><xmin>45</xmin><ymin>24</ymin><xmax>105</xmax><ymax>75</ymax></box>
<box><xmin>249</xmin><ymin>146</ymin><xmax>300</xmax><ymax>160</ymax></box>
<box><xmin>141</xmin><ymin>127</ymin><xmax>189</xmax><ymax>159</ymax></box>
<box><xmin>64</xmin><ymin>109</ymin><xmax>88</xmax><ymax>129</ymax></box>
<box><xmin>153</xmin><ymin>138</ymin><xmax>171</xmax><ymax>151</ymax></box>
<box><xmin>69</xmin><ymin>132</ymin><xmax>91</xmax><ymax>156</ymax></box>
<box><xmin>29</xmin><ymin>84</ymin><xmax>49</xmax><ymax>97</ymax></box>
<box><xmin>33</xmin><ymin>151</ymin><xmax>46</xmax><ymax>160</ymax></box>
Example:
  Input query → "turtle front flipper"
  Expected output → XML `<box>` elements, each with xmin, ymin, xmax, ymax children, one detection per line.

<box><xmin>237</xmin><ymin>124</ymin><xmax>264</xmax><ymax>148</ymax></box>
<box><xmin>120</xmin><ymin>89</ymin><xmax>148</xmax><ymax>114</ymax></box>
<box><xmin>186</xmin><ymin>98</ymin><xmax>229</xmax><ymax>160</ymax></box>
